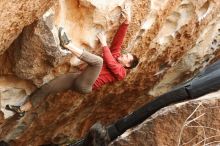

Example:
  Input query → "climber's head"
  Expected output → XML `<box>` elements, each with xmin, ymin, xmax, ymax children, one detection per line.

<box><xmin>117</xmin><ymin>53</ymin><xmax>139</xmax><ymax>69</ymax></box>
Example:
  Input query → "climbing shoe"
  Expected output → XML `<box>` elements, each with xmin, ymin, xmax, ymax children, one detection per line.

<box><xmin>58</xmin><ymin>27</ymin><xmax>71</xmax><ymax>48</ymax></box>
<box><xmin>5</xmin><ymin>105</ymin><xmax>25</xmax><ymax>117</ymax></box>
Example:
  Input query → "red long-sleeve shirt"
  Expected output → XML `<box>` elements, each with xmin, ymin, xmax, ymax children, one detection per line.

<box><xmin>93</xmin><ymin>22</ymin><xmax>129</xmax><ymax>90</ymax></box>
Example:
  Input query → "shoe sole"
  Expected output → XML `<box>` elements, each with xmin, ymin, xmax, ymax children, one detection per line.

<box><xmin>5</xmin><ymin>105</ymin><xmax>25</xmax><ymax>117</ymax></box>
<box><xmin>58</xmin><ymin>27</ymin><xmax>70</xmax><ymax>48</ymax></box>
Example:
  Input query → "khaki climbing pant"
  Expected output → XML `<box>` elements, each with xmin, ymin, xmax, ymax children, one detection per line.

<box><xmin>29</xmin><ymin>50</ymin><xmax>103</xmax><ymax>106</ymax></box>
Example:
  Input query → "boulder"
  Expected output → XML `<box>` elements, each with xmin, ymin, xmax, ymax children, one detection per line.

<box><xmin>0</xmin><ymin>0</ymin><xmax>220</xmax><ymax>145</ymax></box>
<box><xmin>0</xmin><ymin>0</ymin><xmax>55</xmax><ymax>55</ymax></box>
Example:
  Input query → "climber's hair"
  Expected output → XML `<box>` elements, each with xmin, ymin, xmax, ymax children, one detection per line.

<box><xmin>125</xmin><ymin>54</ymin><xmax>139</xmax><ymax>69</ymax></box>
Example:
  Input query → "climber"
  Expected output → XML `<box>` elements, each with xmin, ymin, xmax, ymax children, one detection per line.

<box><xmin>5</xmin><ymin>18</ymin><xmax>139</xmax><ymax>117</ymax></box>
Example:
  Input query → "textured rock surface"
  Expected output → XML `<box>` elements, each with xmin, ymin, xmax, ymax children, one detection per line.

<box><xmin>13</xmin><ymin>10</ymin><xmax>72</xmax><ymax>86</ymax></box>
<box><xmin>0</xmin><ymin>0</ymin><xmax>55</xmax><ymax>55</ymax></box>
<box><xmin>111</xmin><ymin>91</ymin><xmax>220</xmax><ymax>146</ymax></box>
<box><xmin>0</xmin><ymin>0</ymin><xmax>220</xmax><ymax>145</ymax></box>
<box><xmin>54</xmin><ymin>0</ymin><xmax>128</xmax><ymax>50</ymax></box>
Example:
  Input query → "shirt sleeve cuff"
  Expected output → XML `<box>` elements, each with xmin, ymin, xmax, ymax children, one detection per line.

<box><xmin>102</xmin><ymin>46</ymin><xmax>109</xmax><ymax>50</ymax></box>
<box><xmin>123</xmin><ymin>21</ymin><xmax>129</xmax><ymax>26</ymax></box>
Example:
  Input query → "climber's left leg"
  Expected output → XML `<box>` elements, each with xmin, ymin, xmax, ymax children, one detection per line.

<box><xmin>6</xmin><ymin>73</ymin><xmax>79</xmax><ymax>117</ymax></box>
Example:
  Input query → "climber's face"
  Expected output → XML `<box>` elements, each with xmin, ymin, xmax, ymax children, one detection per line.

<box><xmin>117</xmin><ymin>53</ymin><xmax>133</xmax><ymax>68</ymax></box>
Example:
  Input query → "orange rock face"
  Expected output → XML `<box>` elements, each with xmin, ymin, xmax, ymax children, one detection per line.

<box><xmin>0</xmin><ymin>0</ymin><xmax>55</xmax><ymax>55</ymax></box>
<box><xmin>0</xmin><ymin>0</ymin><xmax>220</xmax><ymax>145</ymax></box>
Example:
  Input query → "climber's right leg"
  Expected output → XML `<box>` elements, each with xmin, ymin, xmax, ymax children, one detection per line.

<box><xmin>72</xmin><ymin>50</ymin><xmax>103</xmax><ymax>94</ymax></box>
<box><xmin>59</xmin><ymin>27</ymin><xmax>103</xmax><ymax>93</ymax></box>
